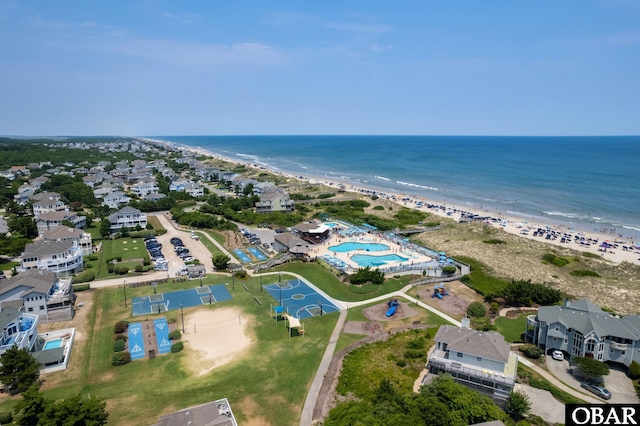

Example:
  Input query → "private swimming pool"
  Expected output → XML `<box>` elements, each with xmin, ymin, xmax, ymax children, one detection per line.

<box><xmin>351</xmin><ymin>254</ymin><xmax>408</xmax><ymax>267</ymax></box>
<box><xmin>43</xmin><ymin>338</ymin><xmax>64</xmax><ymax>350</ymax></box>
<box><xmin>328</xmin><ymin>242</ymin><xmax>389</xmax><ymax>253</ymax></box>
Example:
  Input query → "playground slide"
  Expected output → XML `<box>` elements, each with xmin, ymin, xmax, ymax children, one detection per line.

<box><xmin>436</xmin><ymin>293</ymin><xmax>443</xmax><ymax>299</ymax></box>
<box><xmin>385</xmin><ymin>304</ymin><xmax>398</xmax><ymax>317</ymax></box>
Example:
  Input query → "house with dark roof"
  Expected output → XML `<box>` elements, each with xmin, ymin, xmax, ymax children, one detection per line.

<box><xmin>36</xmin><ymin>211</ymin><xmax>87</xmax><ymax>236</ymax></box>
<box><xmin>424</xmin><ymin>323</ymin><xmax>518</xmax><ymax>406</ymax></box>
<box><xmin>21</xmin><ymin>240</ymin><xmax>84</xmax><ymax>275</ymax></box>
<box><xmin>272</xmin><ymin>232</ymin><xmax>309</xmax><ymax>257</ymax></box>
<box><xmin>108</xmin><ymin>206</ymin><xmax>147</xmax><ymax>234</ymax></box>
<box><xmin>255</xmin><ymin>187</ymin><xmax>294</xmax><ymax>214</ymax></box>
<box><xmin>153</xmin><ymin>398</ymin><xmax>237</xmax><ymax>426</ymax></box>
<box><xmin>0</xmin><ymin>269</ymin><xmax>74</xmax><ymax>322</ymax></box>
<box><xmin>42</xmin><ymin>226</ymin><xmax>93</xmax><ymax>256</ymax></box>
<box><xmin>525</xmin><ymin>298</ymin><xmax>640</xmax><ymax>369</ymax></box>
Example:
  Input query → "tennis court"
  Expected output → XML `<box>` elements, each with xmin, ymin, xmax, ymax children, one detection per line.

<box><xmin>131</xmin><ymin>284</ymin><xmax>232</xmax><ymax>316</ymax></box>
<box><xmin>263</xmin><ymin>278</ymin><xmax>340</xmax><ymax>319</ymax></box>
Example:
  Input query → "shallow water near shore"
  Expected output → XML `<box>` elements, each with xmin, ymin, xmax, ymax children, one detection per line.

<box><xmin>151</xmin><ymin>135</ymin><xmax>640</xmax><ymax>241</ymax></box>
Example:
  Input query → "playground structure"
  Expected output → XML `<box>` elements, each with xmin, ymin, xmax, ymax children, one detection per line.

<box><xmin>432</xmin><ymin>284</ymin><xmax>449</xmax><ymax>299</ymax></box>
<box><xmin>385</xmin><ymin>299</ymin><xmax>400</xmax><ymax>317</ymax></box>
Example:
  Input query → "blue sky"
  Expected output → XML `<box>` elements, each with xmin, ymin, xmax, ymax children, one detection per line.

<box><xmin>1</xmin><ymin>0</ymin><xmax>639</xmax><ymax>136</ymax></box>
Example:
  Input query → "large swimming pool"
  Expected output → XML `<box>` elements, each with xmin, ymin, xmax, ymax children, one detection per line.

<box><xmin>351</xmin><ymin>254</ymin><xmax>408</xmax><ymax>267</ymax></box>
<box><xmin>328</xmin><ymin>242</ymin><xmax>389</xmax><ymax>252</ymax></box>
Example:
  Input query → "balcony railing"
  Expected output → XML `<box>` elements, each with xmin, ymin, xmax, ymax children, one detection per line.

<box><xmin>609</xmin><ymin>341</ymin><xmax>628</xmax><ymax>351</ymax></box>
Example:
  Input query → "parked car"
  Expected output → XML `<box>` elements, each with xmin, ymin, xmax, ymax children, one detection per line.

<box><xmin>580</xmin><ymin>382</ymin><xmax>612</xmax><ymax>400</ymax></box>
<box><xmin>552</xmin><ymin>350</ymin><xmax>564</xmax><ymax>361</ymax></box>
<box><xmin>262</xmin><ymin>243</ymin><xmax>270</xmax><ymax>249</ymax></box>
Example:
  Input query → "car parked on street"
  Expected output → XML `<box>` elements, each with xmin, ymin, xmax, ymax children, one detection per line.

<box><xmin>581</xmin><ymin>382</ymin><xmax>612</xmax><ymax>400</ymax></box>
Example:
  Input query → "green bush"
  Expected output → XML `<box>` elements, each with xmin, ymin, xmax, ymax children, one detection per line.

<box><xmin>107</xmin><ymin>262</ymin><xmax>115</xmax><ymax>273</ymax></box>
<box><xmin>406</xmin><ymin>338</ymin><xmax>424</xmax><ymax>350</ymax></box>
<box><xmin>629</xmin><ymin>361</ymin><xmax>640</xmax><ymax>379</ymax></box>
<box><xmin>542</xmin><ymin>253</ymin><xmax>569</xmax><ymax>267</ymax></box>
<box><xmin>520</xmin><ymin>344</ymin><xmax>543</xmax><ymax>359</ymax></box>
<box><xmin>372</xmin><ymin>205</ymin><xmax>385</xmax><ymax>211</ymax></box>
<box><xmin>112</xmin><ymin>351</ymin><xmax>132</xmax><ymax>366</ymax></box>
<box><xmin>168</xmin><ymin>330</ymin><xmax>182</xmax><ymax>340</ymax></box>
<box><xmin>171</xmin><ymin>342</ymin><xmax>184</xmax><ymax>353</ymax></box>
<box><xmin>490</xmin><ymin>302</ymin><xmax>500</xmax><ymax>313</ymax></box>
<box><xmin>349</xmin><ymin>266</ymin><xmax>385</xmax><ymax>285</ymax></box>
<box><xmin>467</xmin><ymin>301</ymin><xmax>486</xmax><ymax>318</ymax></box>
<box><xmin>441</xmin><ymin>265</ymin><xmax>457</xmax><ymax>275</ymax></box>
<box><xmin>114</xmin><ymin>339</ymin><xmax>126</xmax><ymax>352</ymax></box>
<box><xmin>135</xmin><ymin>265</ymin><xmax>144</xmax><ymax>272</ymax></box>
<box><xmin>114</xmin><ymin>320</ymin><xmax>129</xmax><ymax>334</ymax></box>
<box><xmin>72</xmin><ymin>270</ymin><xmax>95</xmax><ymax>284</ymax></box>
<box><xmin>114</xmin><ymin>333</ymin><xmax>127</xmax><ymax>341</ymax></box>
<box><xmin>234</xmin><ymin>269</ymin><xmax>248</xmax><ymax>279</ymax></box>
<box><xmin>117</xmin><ymin>267</ymin><xmax>129</xmax><ymax>275</ymax></box>
<box><xmin>569</xmin><ymin>270</ymin><xmax>600</xmax><ymax>277</ymax></box>
<box><xmin>480</xmin><ymin>324</ymin><xmax>498</xmax><ymax>331</ymax></box>
<box><xmin>483</xmin><ymin>239</ymin><xmax>506</xmax><ymax>245</ymax></box>
<box><xmin>0</xmin><ymin>412</ymin><xmax>13</xmax><ymax>424</ymax></box>
<box><xmin>403</xmin><ymin>349</ymin><xmax>423</xmax><ymax>359</ymax></box>
<box><xmin>396</xmin><ymin>359</ymin><xmax>406</xmax><ymax>367</ymax></box>
<box><xmin>72</xmin><ymin>283</ymin><xmax>91</xmax><ymax>292</ymax></box>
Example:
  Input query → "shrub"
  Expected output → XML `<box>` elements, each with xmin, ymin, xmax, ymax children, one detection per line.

<box><xmin>0</xmin><ymin>412</ymin><xmax>13</xmax><ymax>425</ymax></box>
<box><xmin>480</xmin><ymin>324</ymin><xmax>498</xmax><ymax>331</ymax></box>
<box><xmin>403</xmin><ymin>349</ymin><xmax>423</xmax><ymax>359</ymax></box>
<box><xmin>569</xmin><ymin>270</ymin><xmax>600</xmax><ymax>277</ymax></box>
<box><xmin>441</xmin><ymin>265</ymin><xmax>457</xmax><ymax>275</ymax></box>
<box><xmin>629</xmin><ymin>361</ymin><xmax>640</xmax><ymax>380</ymax></box>
<box><xmin>135</xmin><ymin>265</ymin><xmax>144</xmax><ymax>272</ymax></box>
<box><xmin>490</xmin><ymin>302</ymin><xmax>500</xmax><ymax>313</ymax></box>
<box><xmin>72</xmin><ymin>270</ymin><xmax>95</xmax><ymax>284</ymax></box>
<box><xmin>234</xmin><ymin>269</ymin><xmax>247</xmax><ymax>279</ymax></box>
<box><xmin>372</xmin><ymin>205</ymin><xmax>385</xmax><ymax>211</ymax></box>
<box><xmin>117</xmin><ymin>267</ymin><xmax>129</xmax><ymax>275</ymax></box>
<box><xmin>168</xmin><ymin>330</ymin><xmax>182</xmax><ymax>340</ymax></box>
<box><xmin>349</xmin><ymin>266</ymin><xmax>385</xmax><ymax>285</ymax></box>
<box><xmin>171</xmin><ymin>342</ymin><xmax>184</xmax><ymax>353</ymax></box>
<box><xmin>112</xmin><ymin>351</ymin><xmax>132</xmax><ymax>366</ymax></box>
<box><xmin>114</xmin><ymin>334</ymin><xmax>127</xmax><ymax>341</ymax></box>
<box><xmin>72</xmin><ymin>283</ymin><xmax>90</xmax><ymax>292</ymax></box>
<box><xmin>520</xmin><ymin>344</ymin><xmax>543</xmax><ymax>359</ymax></box>
<box><xmin>396</xmin><ymin>359</ymin><xmax>406</xmax><ymax>367</ymax></box>
<box><xmin>114</xmin><ymin>320</ymin><xmax>129</xmax><ymax>334</ymax></box>
<box><xmin>406</xmin><ymin>338</ymin><xmax>424</xmax><ymax>349</ymax></box>
<box><xmin>483</xmin><ymin>239</ymin><xmax>506</xmax><ymax>245</ymax></box>
<box><xmin>467</xmin><ymin>301</ymin><xmax>486</xmax><ymax>318</ymax></box>
<box><xmin>114</xmin><ymin>339</ymin><xmax>126</xmax><ymax>352</ymax></box>
<box><xmin>107</xmin><ymin>262</ymin><xmax>115</xmax><ymax>273</ymax></box>
<box><xmin>542</xmin><ymin>253</ymin><xmax>569</xmax><ymax>267</ymax></box>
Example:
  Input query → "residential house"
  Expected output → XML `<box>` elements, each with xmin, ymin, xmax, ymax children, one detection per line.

<box><xmin>82</xmin><ymin>175</ymin><xmax>103</xmax><ymax>188</ymax></box>
<box><xmin>93</xmin><ymin>183</ymin><xmax>119</xmax><ymax>199</ymax></box>
<box><xmin>130</xmin><ymin>178</ymin><xmax>159</xmax><ymax>198</ymax></box>
<box><xmin>424</xmin><ymin>322</ymin><xmax>518</xmax><ymax>406</ymax></box>
<box><xmin>0</xmin><ymin>269</ymin><xmax>74</xmax><ymax>323</ymax></box>
<box><xmin>42</xmin><ymin>226</ymin><xmax>93</xmax><ymax>256</ymax></box>
<box><xmin>108</xmin><ymin>207</ymin><xmax>147</xmax><ymax>234</ymax></box>
<box><xmin>255</xmin><ymin>187</ymin><xmax>295</xmax><ymax>213</ymax></box>
<box><xmin>21</xmin><ymin>240</ymin><xmax>84</xmax><ymax>275</ymax></box>
<box><xmin>0</xmin><ymin>306</ymin><xmax>40</xmax><ymax>356</ymax></box>
<box><xmin>14</xmin><ymin>184</ymin><xmax>36</xmax><ymax>205</ymax></box>
<box><xmin>142</xmin><ymin>193</ymin><xmax>167</xmax><ymax>202</ymax></box>
<box><xmin>36</xmin><ymin>211</ymin><xmax>86</xmax><ymax>236</ymax></box>
<box><xmin>102</xmin><ymin>191</ymin><xmax>131</xmax><ymax>209</ymax></box>
<box><xmin>31</xmin><ymin>192</ymin><xmax>68</xmax><ymax>218</ymax></box>
<box><xmin>525</xmin><ymin>298</ymin><xmax>640</xmax><ymax>369</ymax></box>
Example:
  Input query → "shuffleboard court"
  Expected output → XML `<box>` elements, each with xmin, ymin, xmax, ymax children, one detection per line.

<box><xmin>131</xmin><ymin>284</ymin><xmax>232</xmax><ymax>316</ymax></box>
<box><xmin>154</xmin><ymin>318</ymin><xmax>171</xmax><ymax>354</ymax></box>
<box><xmin>233</xmin><ymin>249</ymin><xmax>251</xmax><ymax>263</ymax></box>
<box><xmin>263</xmin><ymin>278</ymin><xmax>340</xmax><ymax>319</ymax></box>
<box><xmin>248</xmin><ymin>247</ymin><xmax>267</xmax><ymax>261</ymax></box>
<box><xmin>128</xmin><ymin>322</ymin><xmax>145</xmax><ymax>360</ymax></box>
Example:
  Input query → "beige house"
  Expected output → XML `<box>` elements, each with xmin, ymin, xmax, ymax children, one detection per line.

<box><xmin>42</xmin><ymin>226</ymin><xmax>93</xmax><ymax>256</ymax></box>
<box><xmin>255</xmin><ymin>187</ymin><xmax>294</xmax><ymax>213</ymax></box>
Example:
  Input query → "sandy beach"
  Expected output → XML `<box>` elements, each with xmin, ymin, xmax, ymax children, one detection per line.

<box><xmin>144</xmin><ymin>138</ymin><xmax>640</xmax><ymax>266</ymax></box>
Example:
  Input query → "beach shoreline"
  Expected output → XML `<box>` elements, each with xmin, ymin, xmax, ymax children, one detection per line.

<box><xmin>141</xmin><ymin>137</ymin><xmax>640</xmax><ymax>266</ymax></box>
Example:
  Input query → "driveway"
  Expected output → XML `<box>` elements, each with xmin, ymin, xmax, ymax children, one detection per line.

<box><xmin>515</xmin><ymin>383</ymin><xmax>565</xmax><ymax>425</ymax></box>
<box><xmin>546</xmin><ymin>356</ymin><xmax>639</xmax><ymax>404</ymax></box>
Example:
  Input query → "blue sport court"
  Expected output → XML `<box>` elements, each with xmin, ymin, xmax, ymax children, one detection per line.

<box><xmin>263</xmin><ymin>278</ymin><xmax>340</xmax><ymax>319</ymax></box>
<box><xmin>154</xmin><ymin>318</ymin><xmax>171</xmax><ymax>355</ymax></box>
<box><xmin>128</xmin><ymin>322</ymin><xmax>145</xmax><ymax>360</ymax></box>
<box><xmin>131</xmin><ymin>284</ymin><xmax>232</xmax><ymax>316</ymax></box>
<box><xmin>233</xmin><ymin>249</ymin><xmax>251</xmax><ymax>263</ymax></box>
<box><xmin>248</xmin><ymin>247</ymin><xmax>267</xmax><ymax>261</ymax></box>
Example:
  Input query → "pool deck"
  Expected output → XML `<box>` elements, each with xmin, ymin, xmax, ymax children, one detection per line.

<box><xmin>313</xmin><ymin>234</ymin><xmax>435</xmax><ymax>272</ymax></box>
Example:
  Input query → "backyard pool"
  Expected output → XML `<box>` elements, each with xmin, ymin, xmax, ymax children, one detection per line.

<box><xmin>43</xmin><ymin>338</ymin><xmax>64</xmax><ymax>350</ymax></box>
<box><xmin>351</xmin><ymin>254</ymin><xmax>408</xmax><ymax>267</ymax></box>
<box><xmin>328</xmin><ymin>242</ymin><xmax>389</xmax><ymax>253</ymax></box>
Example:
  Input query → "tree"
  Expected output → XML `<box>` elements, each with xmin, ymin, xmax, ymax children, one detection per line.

<box><xmin>0</xmin><ymin>346</ymin><xmax>41</xmax><ymax>395</ymax></box>
<box><xmin>573</xmin><ymin>356</ymin><xmax>610</xmax><ymax>381</ymax></box>
<box><xmin>99</xmin><ymin>218</ymin><xmax>111</xmax><ymax>237</ymax></box>
<box><xmin>467</xmin><ymin>301</ymin><xmax>486</xmax><ymax>318</ymax></box>
<box><xmin>505</xmin><ymin>389</ymin><xmax>531</xmax><ymax>419</ymax></box>
<box><xmin>8</xmin><ymin>216</ymin><xmax>38</xmax><ymax>239</ymax></box>
<box><xmin>14</xmin><ymin>385</ymin><xmax>48</xmax><ymax>425</ymax></box>
<box><xmin>211</xmin><ymin>253</ymin><xmax>230</xmax><ymax>271</ymax></box>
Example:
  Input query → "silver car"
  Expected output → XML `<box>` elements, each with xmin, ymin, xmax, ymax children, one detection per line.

<box><xmin>580</xmin><ymin>382</ymin><xmax>612</xmax><ymax>400</ymax></box>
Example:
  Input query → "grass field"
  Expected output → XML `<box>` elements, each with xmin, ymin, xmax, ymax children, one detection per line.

<box><xmin>0</xmin><ymin>275</ymin><xmax>339</xmax><ymax>425</ymax></box>
<box><xmin>197</xmin><ymin>230</ymin><xmax>225</xmax><ymax>257</ymax></box>
<box><xmin>494</xmin><ymin>312</ymin><xmax>529</xmax><ymax>343</ymax></box>
<box><xmin>96</xmin><ymin>238</ymin><xmax>150</xmax><ymax>279</ymax></box>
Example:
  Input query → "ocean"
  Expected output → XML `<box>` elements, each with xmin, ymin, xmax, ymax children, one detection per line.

<box><xmin>150</xmin><ymin>135</ymin><xmax>640</xmax><ymax>240</ymax></box>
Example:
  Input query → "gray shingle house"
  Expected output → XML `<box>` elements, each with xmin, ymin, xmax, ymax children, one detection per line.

<box><xmin>525</xmin><ymin>299</ymin><xmax>640</xmax><ymax>369</ymax></box>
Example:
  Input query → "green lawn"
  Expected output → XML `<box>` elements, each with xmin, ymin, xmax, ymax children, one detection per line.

<box><xmin>494</xmin><ymin>312</ymin><xmax>529</xmax><ymax>343</ymax></box>
<box><xmin>196</xmin><ymin>231</ymin><xmax>224</xmax><ymax>257</ymax></box>
<box><xmin>0</xmin><ymin>275</ymin><xmax>339</xmax><ymax>425</ymax></box>
<box><xmin>95</xmin><ymin>238</ymin><xmax>150</xmax><ymax>279</ymax></box>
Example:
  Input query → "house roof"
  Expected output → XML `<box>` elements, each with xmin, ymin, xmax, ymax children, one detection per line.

<box><xmin>31</xmin><ymin>192</ymin><xmax>60</xmax><ymax>202</ymax></box>
<box><xmin>154</xmin><ymin>399</ymin><xmax>236</xmax><ymax>426</ymax></box>
<box><xmin>274</xmin><ymin>233</ymin><xmax>307</xmax><ymax>250</ymax></box>
<box><xmin>537</xmin><ymin>300</ymin><xmax>640</xmax><ymax>341</ymax></box>
<box><xmin>23</xmin><ymin>240</ymin><xmax>73</xmax><ymax>258</ymax></box>
<box><xmin>36</xmin><ymin>211</ymin><xmax>76</xmax><ymax>221</ymax></box>
<box><xmin>42</xmin><ymin>226</ymin><xmax>84</xmax><ymax>240</ymax></box>
<box><xmin>0</xmin><ymin>269</ymin><xmax>57</xmax><ymax>298</ymax></box>
<box><xmin>293</xmin><ymin>223</ymin><xmax>329</xmax><ymax>234</ymax></box>
<box><xmin>434</xmin><ymin>325</ymin><xmax>510</xmax><ymax>363</ymax></box>
<box><xmin>0</xmin><ymin>306</ymin><xmax>22</xmax><ymax>330</ymax></box>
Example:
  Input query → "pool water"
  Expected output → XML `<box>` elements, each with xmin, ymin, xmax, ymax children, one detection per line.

<box><xmin>328</xmin><ymin>242</ymin><xmax>389</xmax><ymax>253</ymax></box>
<box><xmin>351</xmin><ymin>254</ymin><xmax>408</xmax><ymax>267</ymax></box>
<box><xmin>43</xmin><ymin>339</ymin><xmax>63</xmax><ymax>350</ymax></box>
